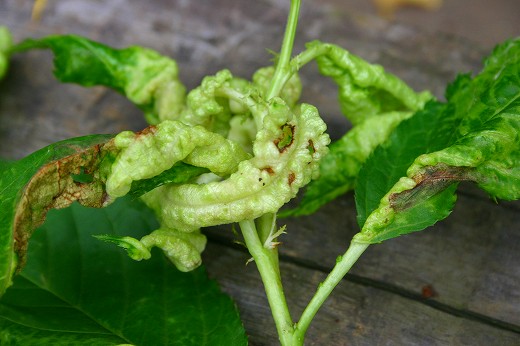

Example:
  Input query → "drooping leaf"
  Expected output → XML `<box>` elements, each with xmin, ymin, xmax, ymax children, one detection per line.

<box><xmin>0</xmin><ymin>130</ymin><xmax>215</xmax><ymax>296</ymax></box>
<box><xmin>307</xmin><ymin>40</ymin><xmax>432</xmax><ymax>125</ymax></box>
<box><xmin>0</xmin><ymin>197</ymin><xmax>247</xmax><ymax>345</ymax></box>
<box><xmin>11</xmin><ymin>35</ymin><xmax>186</xmax><ymax>124</ymax></box>
<box><xmin>282</xmin><ymin>41</ymin><xmax>433</xmax><ymax>217</ymax></box>
<box><xmin>354</xmin><ymin>38</ymin><xmax>520</xmax><ymax>244</ymax></box>
<box><xmin>0</xmin><ymin>135</ymin><xmax>115</xmax><ymax>296</ymax></box>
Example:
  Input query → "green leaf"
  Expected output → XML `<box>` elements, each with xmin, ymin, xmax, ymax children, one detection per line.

<box><xmin>281</xmin><ymin>41</ymin><xmax>433</xmax><ymax>217</ymax></box>
<box><xmin>141</xmin><ymin>101</ymin><xmax>329</xmax><ymax>232</ymax></box>
<box><xmin>354</xmin><ymin>38</ymin><xmax>520</xmax><ymax>244</ymax></box>
<box><xmin>281</xmin><ymin>111</ymin><xmax>412</xmax><ymax>217</ymax></box>
<box><xmin>354</xmin><ymin>101</ymin><xmax>451</xmax><ymax>230</ymax></box>
<box><xmin>308</xmin><ymin>40</ymin><xmax>432</xmax><ymax>125</ymax></box>
<box><xmin>0</xmin><ymin>135</ymin><xmax>115</xmax><ymax>297</ymax></box>
<box><xmin>0</xmin><ymin>132</ymin><xmax>211</xmax><ymax>296</ymax></box>
<box><xmin>0</xmin><ymin>197</ymin><xmax>247</xmax><ymax>345</ymax></box>
<box><xmin>11</xmin><ymin>35</ymin><xmax>186</xmax><ymax>124</ymax></box>
<box><xmin>128</xmin><ymin>162</ymin><xmax>209</xmax><ymax>198</ymax></box>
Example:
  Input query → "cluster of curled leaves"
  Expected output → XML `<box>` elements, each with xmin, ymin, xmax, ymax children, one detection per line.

<box><xmin>1</xmin><ymin>32</ymin><xmax>332</xmax><ymax>277</ymax></box>
<box><xmin>0</xmin><ymin>23</ymin><xmax>518</xmax><ymax>344</ymax></box>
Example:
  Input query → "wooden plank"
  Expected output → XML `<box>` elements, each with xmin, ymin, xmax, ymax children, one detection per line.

<box><xmin>203</xmin><ymin>243</ymin><xmax>520</xmax><ymax>345</ymax></box>
<box><xmin>274</xmin><ymin>190</ymin><xmax>520</xmax><ymax>326</ymax></box>
<box><xmin>1</xmin><ymin>0</ymin><xmax>519</xmax><ymax>344</ymax></box>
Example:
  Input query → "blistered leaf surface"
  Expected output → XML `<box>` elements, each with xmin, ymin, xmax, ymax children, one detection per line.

<box><xmin>0</xmin><ymin>135</ymin><xmax>114</xmax><ymax>296</ymax></box>
<box><xmin>354</xmin><ymin>38</ymin><xmax>520</xmax><ymax>244</ymax></box>
<box><xmin>308</xmin><ymin>40</ymin><xmax>431</xmax><ymax>125</ymax></box>
<box><xmin>283</xmin><ymin>41</ymin><xmax>432</xmax><ymax>217</ymax></box>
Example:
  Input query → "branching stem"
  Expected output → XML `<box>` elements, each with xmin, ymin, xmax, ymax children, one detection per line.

<box><xmin>294</xmin><ymin>242</ymin><xmax>369</xmax><ymax>339</ymax></box>
<box><xmin>267</xmin><ymin>0</ymin><xmax>301</xmax><ymax>100</ymax></box>
<box><xmin>239</xmin><ymin>219</ymin><xmax>296</xmax><ymax>346</ymax></box>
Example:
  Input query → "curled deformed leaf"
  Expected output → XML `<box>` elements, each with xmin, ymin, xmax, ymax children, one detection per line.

<box><xmin>0</xmin><ymin>129</ymin><xmax>216</xmax><ymax>296</ymax></box>
<box><xmin>307</xmin><ymin>40</ymin><xmax>432</xmax><ymax>125</ymax></box>
<box><xmin>179</xmin><ymin>69</ymin><xmax>246</xmax><ymax>135</ymax></box>
<box><xmin>106</xmin><ymin>121</ymin><xmax>250</xmax><ymax>198</ymax></box>
<box><xmin>354</xmin><ymin>38</ymin><xmax>520</xmax><ymax>244</ymax></box>
<box><xmin>281</xmin><ymin>111</ymin><xmax>412</xmax><ymax>217</ymax></box>
<box><xmin>96</xmin><ymin>227</ymin><xmax>207</xmax><ymax>272</ymax></box>
<box><xmin>141</xmin><ymin>99</ymin><xmax>330</xmax><ymax>231</ymax></box>
<box><xmin>0</xmin><ymin>135</ymin><xmax>115</xmax><ymax>296</ymax></box>
<box><xmin>283</xmin><ymin>41</ymin><xmax>432</xmax><ymax>217</ymax></box>
<box><xmin>11</xmin><ymin>35</ymin><xmax>186</xmax><ymax>124</ymax></box>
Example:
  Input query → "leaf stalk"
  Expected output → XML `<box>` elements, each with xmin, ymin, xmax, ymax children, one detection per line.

<box><xmin>267</xmin><ymin>0</ymin><xmax>301</xmax><ymax>100</ymax></box>
<box><xmin>294</xmin><ymin>241</ymin><xmax>369</xmax><ymax>340</ymax></box>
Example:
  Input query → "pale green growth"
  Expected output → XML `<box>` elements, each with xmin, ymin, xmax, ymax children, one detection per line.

<box><xmin>227</xmin><ymin>115</ymin><xmax>257</xmax><ymax>154</ymax></box>
<box><xmin>106</xmin><ymin>121</ymin><xmax>250</xmax><ymax>197</ymax></box>
<box><xmin>141</xmin><ymin>99</ymin><xmax>330</xmax><ymax>231</ymax></box>
<box><xmin>179</xmin><ymin>69</ymin><xmax>234</xmax><ymax>133</ymax></box>
<box><xmin>253</xmin><ymin>66</ymin><xmax>302</xmax><ymax>107</ymax></box>
<box><xmin>140</xmin><ymin>229</ymin><xmax>207</xmax><ymax>272</ymax></box>
<box><xmin>122</xmin><ymin>47</ymin><xmax>186</xmax><ymax>125</ymax></box>
<box><xmin>176</xmin><ymin>69</ymin><xmax>273</xmax><ymax>146</ymax></box>
<box><xmin>309</xmin><ymin>41</ymin><xmax>432</xmax><ymax>125</ymax></box>
<box><xmin>0</xmin><ymin>26</ymin><xmax>12</xmax><ymax>79</ymax></box>
<box><xmin>95</xmin><ymin>229</ymin><xmax>206</xmax><ymax>272</ymax></box>
<box><xmin>94</xmin><ymin>235</ymin><xmax>152</xmax><ymax>261</ymax></box>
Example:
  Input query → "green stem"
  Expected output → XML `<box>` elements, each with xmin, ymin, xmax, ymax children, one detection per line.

<box><xmin>267</xmin><ymin>0</ymin><xmax>301</xmax><ymax>100</ymax></box>
<box><xmin>239</xmin><ymin>219</ymin><xmax>295</xmax><ymax>346</ymax></box>
<box><xmin>269</xmin><ymin>31</ymin><xmax>333</xmax><ymax>101</ymax></box>
<box><xmin>294</xmin><ymin>241</ymin><xmax>369</xmax><ymax>340</ymax></box>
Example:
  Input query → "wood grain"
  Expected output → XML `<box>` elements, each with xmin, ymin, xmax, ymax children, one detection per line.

<box><xmin>1</xmin><ymin>0</ymin><xmax>519</xmax><ymax>344</ymax></box>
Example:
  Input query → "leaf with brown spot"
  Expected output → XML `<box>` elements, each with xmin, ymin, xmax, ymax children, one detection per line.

<box><xmin>273</xmin><ymin>124</ymin><xmax>295</xmax><ymax>153</ymax></box>
<box><xmin>389</xmin><ymin>165</ymin><xmax>474</xmax><ymax>211</ymax></box>
<box><xmin>0</xmin><ymin>135</ymin><xmax>116</xmax><ymax>296</ymax></box>
<box><xmin>354</xmin><ymin>38</ymin><xmax>520</xmax><ymax>244</ymax></box>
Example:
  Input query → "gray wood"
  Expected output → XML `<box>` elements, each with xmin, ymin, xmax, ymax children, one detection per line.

<box><xmin>1</xmin><ymin>0</ymin><xmax>519</xmax><ymax>345</ymax></box>
<box><xmin>203</xmin><ymin>243</ymin><xmax>520</xmax><ymax>345</ymax></box>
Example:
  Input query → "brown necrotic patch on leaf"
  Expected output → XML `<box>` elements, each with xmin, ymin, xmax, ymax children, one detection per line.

<box><xmin>261</xmin><ymin>166</ymin><xmax>275</xmax><ymax>175</ymax></box>
<box><xmin>307</xmin><ymin>139</ymin><xmax>316</xmax><ymax>155</ymax></box>
<box><xmin>389</xmin><ymin>164</ymin><xmax>474</xmax><ymax>211</ymax></box>
<box><xmin>12</xmin><ymin>139</ymin><xmax>116</xmax><ymax>271</ymax></box>
<box><xmin>273</xmin><ymin>124</ymin><xmax>295</xmax><ymax>153</ymax></box>
<box><xmin>135</xmin><ymin>124</ymin><xmax>158</xmax><ymax>137</ymax></box>
<box><xmin>288</xmin><ymin>172</ymin><xmax>296</xmax><ymax>186</ymax></box>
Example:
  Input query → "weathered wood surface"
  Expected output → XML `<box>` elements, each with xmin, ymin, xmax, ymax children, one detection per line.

<box><xmin>1</xmin><ymin>0</ymin><xmax>519</xmax><ymax>345</ymax></box>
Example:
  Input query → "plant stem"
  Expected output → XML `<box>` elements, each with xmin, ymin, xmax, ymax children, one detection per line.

<box><xmin>239</xmin><ymin>219</ymin><xmax>295</xmax><ymax>346</ymax></box>
<box><xmin>294</xmin><ymin>241</ymin><xmax>369</xmax><ymax>340</ymax></box>
<box><xmin>267</xmin><ymin>0</ymin><xmax>301</xmax><ymax>100</ymax></box>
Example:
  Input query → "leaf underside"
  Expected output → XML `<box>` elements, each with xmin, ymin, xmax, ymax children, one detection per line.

<box><xmin>0</xmin><ymin>135</ymin><xmax>115</xmax><ymax>296</ymax></box>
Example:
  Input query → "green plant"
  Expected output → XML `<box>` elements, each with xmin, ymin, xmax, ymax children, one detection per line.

<box><xmin>0</xmin><ymin>1</ymin><xmax>519</xmax><ymax>345</ymax></box>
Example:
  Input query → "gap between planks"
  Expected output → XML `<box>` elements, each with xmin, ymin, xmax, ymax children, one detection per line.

<box><xmin>205</xmin><ymin>231</ymin><xmax>520</xmax><ymax>336</ymax></box>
